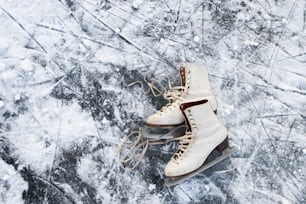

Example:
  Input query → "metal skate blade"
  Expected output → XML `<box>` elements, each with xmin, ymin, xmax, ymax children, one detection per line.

<box><xmin>142</xmin><ymin>125</ymin><xmax>186</xmax><ymax>140</ymax></box>
<box><xmin>164</xmin><ymin>146</ymin><xmax>239</xmax><ymax>187</ymax></box>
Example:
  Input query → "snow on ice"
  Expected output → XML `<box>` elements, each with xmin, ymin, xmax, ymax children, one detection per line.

<box><xmin>0</xmin><ymin>0</ymin><xmax>305</xmax><ymax>203</ymax></box>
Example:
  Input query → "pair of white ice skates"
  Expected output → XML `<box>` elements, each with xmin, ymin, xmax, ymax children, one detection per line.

<box><xmin>119</xmin><ymin>63</ymin><xmax>236</xmax><ymax>186</ymax></box>
<box><xmin>145</xmin><ymin>63</ymin><xmax>232</xmax><ymax>180</ymax></box>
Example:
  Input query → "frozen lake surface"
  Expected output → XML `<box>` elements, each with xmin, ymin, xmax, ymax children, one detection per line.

<box><xmin>0</xmin><ymin>0</ymin><xmax>305</xmax><ymax>203</ymax></box>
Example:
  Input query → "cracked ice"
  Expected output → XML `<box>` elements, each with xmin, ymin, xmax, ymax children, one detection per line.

<box><xmin>0</xmin><ymin>0</ymin><xmax>305</xmax><ymax>203</ymax></box>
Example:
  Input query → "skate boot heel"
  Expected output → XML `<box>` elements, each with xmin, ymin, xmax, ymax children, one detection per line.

<box><xmin>216</xmin><ymin>137</ymin><xmax>228</xmax><ymax>152</ymax></box>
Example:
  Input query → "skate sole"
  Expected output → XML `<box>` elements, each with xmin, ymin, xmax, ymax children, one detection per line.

<box><xmin>164</xmin><ymin>146</ymin><xmax>238</xmax><ymax>187</ymax></box>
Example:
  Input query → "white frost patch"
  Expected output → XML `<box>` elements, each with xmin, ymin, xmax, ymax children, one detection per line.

<box><xmin>9</xmin><ymin>97</ymin><xmax>97</xmax><ymax>174</ymax></box>
<box><xmin>76</xmin><ymin>154</ymin><xmax>96</xmax><ymax>185</ymax></box>
<box><xmin>0</xmin><ymin>159</ymin><xmax>28</xmax><ymax>204</ymax></box>
<box><xmin>77</xmin><ymin>146</ymin><xmax>164</xmax><ymax>203</ymax></box>
<box><xmin>95</xmin><ymin>47</ymin><xmax>127</xmax><ymax>67</ymax></box>
<box><xmin>0</xmin><ymin>37</ymin><xmax>10</xmax><ymax>56</ymax></box>
<box><xmin>243</xmin><ymin>40</ymin><xmax>259</xmax><ymax>46</ymax></box>
<box><xmin>132</xmin><ymin>0</ymin><xmax>143</xmax><ymax>10</ymax></box>
<box><xmin>19</xmin><ymin>59</ymin><xmax>34</xmax><ymax>72</ymax></box>
<box><xmin>148</xmin><ymin>183</ymin><xmax>156</xmax><ymax>191</ymax></box>
<box><xmin>0</xmin><ymin>61</ymin><xmax>8</xmax><ymax>71</ymax></box>
<box><xmin>0</xmin><ymin>100</ymin><xmax>4</xmax><ymax>108</ymax></box>
<box><xmin>173</xmin><ymin>178</ymin><xmax>225</xmax><ymax>203</ymax></box>
<box><xmin>193</xmin><ymin>36</ymin><xmax>200</xmax><ymax>42</ymax></box>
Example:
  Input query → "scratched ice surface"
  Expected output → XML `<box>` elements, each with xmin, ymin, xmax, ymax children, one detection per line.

<box><xmin>0</xmin><ymin>0</ymin><xmax>305</xmax><ymax>203</ymax></box>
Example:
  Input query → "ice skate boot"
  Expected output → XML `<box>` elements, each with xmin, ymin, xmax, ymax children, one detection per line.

<box><xmin>164</xmin><ymin>99</ymin><xmax>237</xmax><ymax>186</ymax></box>
<box><xmin>144</xmin><ymin>63</ymin><xmax>217</xmax><ymax>139</ymax></box>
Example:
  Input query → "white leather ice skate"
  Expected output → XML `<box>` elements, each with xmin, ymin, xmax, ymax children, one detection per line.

<box><xmin>164</xmin><ymin>99</ymin><xmax>236</xmax><ymax>185</ymax></box>
<box><xmin>146</xmin><ymin>63</ymin><xmax>217</xmax><ymax>128</ymax></box>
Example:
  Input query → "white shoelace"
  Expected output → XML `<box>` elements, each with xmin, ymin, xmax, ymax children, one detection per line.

<box><xmin>127</xmin><ymin>74</ymin><xmax>168</xmax><ymax>97</ymax></box>
<box><xmin>118</xmin><ymin>74</ymin><xmax>187</xmax><ymax>170</ymax></box>
<box><xmin>117</xmin><ymin>125</ymin><xmax>186</xmax><ymax>171</ymax></box>
<box><xmin>127</xmin><ymin>74</ymin><xmax>186</xmax><ymax>108</ymax></box>
<box><xmin>159</xmin><ymin>86</ymin><xmax>186</xmax><ymax>114</ymax></box>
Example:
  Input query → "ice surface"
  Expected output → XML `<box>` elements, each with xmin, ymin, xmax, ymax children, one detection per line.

<box><xmin>0</xmin><ymin>159</ymin><xmax>28</xmax><ymax>204</ymax></box>
<box><xmin>0</xmin><ymin>0</ymin><xmax>305</xmax><ymax>203</ymax></box>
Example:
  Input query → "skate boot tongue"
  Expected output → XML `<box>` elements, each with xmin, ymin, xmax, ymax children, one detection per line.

<box><xmin>156</xmin><ymin>66</ymin><xmax>187</xmax><ymax>115</ymax></box>
<box><xmin>159</xmin><ymin>86</ymin><xmax>185</xmax><ymax>114</ymax></box>
<box><xmin>179</xmin><ymin>66</ymin><xmax>186</xmax><ymax>87</ymax></box>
